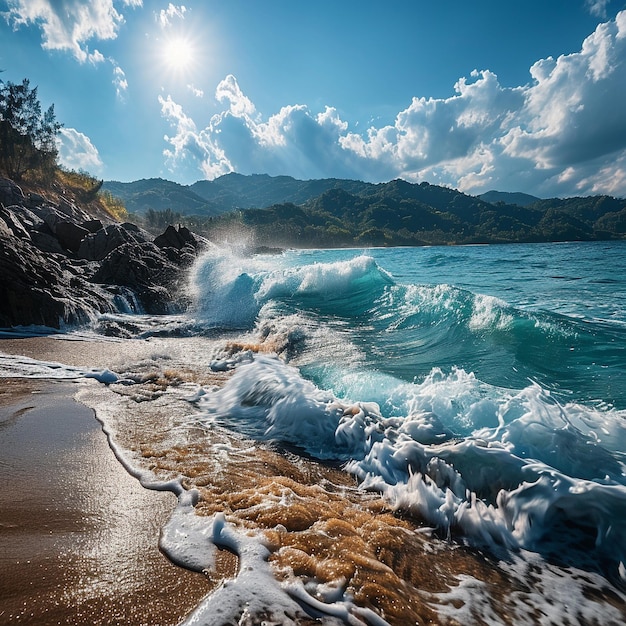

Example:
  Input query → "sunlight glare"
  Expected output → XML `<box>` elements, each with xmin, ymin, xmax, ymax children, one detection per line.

<box><xmin>163</xmin><ymin>36</ymin><xmax>195</xmax><ymax>72</ymax></box>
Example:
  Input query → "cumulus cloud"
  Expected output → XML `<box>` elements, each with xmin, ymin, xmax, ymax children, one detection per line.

<box><xmin>4</xmin><ymin>1</ymin><xmax>140</xmax><ymax>99</ymax></box>
<box><xmin>187</xmin><ymin>84</ymin><xmax>204</xmax><ymax>98</ymax></box>
<box><xmin>159</xmin><ymin>93</ymin><xmax>232</xmax><ymax>179</ymax></box>
<box><xmin>159</xmin><ymin>11</ymin><xmax>626</xmax><ymax>197</ymax></box>
<box><xmin>3</xmin><ymin>0</ymin><xmax>140</xmax><ymax>63</ymax></box>
<box><xmin>215</xmin><ymin>75</ymin><xmax>257</xmax><ymax>118</ymax></box>
<box><xmin>56</xmin><ymin>128</ymin><xmax>104</xmax><ymax>173</ymax></box>
<box><xmin>159</xmin><ymin>77</ymin><xmax>367</xmax><ymax>182</ymax></box>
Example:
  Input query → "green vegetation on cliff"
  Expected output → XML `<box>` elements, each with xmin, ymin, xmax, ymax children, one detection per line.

<box><xmin>0</xmin><ymin>77</ymin><xmax>126</xmax><ymax>222</ymax></box>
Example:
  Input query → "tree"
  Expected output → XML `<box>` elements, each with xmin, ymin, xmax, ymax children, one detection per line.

<box><xmin>0</xmin><ymin>78</ymin><xmax>62</xmax><ymax>180</ymax></box>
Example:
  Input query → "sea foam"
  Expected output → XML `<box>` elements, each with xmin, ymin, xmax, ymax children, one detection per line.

<box><xmin>196</xmin><ymin>351</ymin><xmax>626</xmax><ymax>576</ymax></box>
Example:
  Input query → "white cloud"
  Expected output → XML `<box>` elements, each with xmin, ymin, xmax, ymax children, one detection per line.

<box><xmin>112</xmin><ymin>64</ymin><xmax>128</xmax><ymax>98</ymax></box>
<box><xmin>157</xmin><ymin>3</ymin><xmax>187</xmax><ymax>27</ymax></box>
<box><xmin>56</xmin><ymin>128</ymin><xmax>104</xmax><ymax>174</ymax></box>
<box><xmin>188</xmin><ymin>84</ymin><xmax>204</xmax><ymax>98</ymax></box>
<box><xmin>4</xmin><ymin>0</ymin><xmax>140</xmax><ymax>63</ymax></box>
<box><xmin>4</xmin><ymin>1</ymin><xmax>140</xmax><ymax>99</ymax></box>
<box><xmin>158</xmin><ymin>93</ymin><xmax>233</xmax><ymax>179</ymax></box>
<box><xmin>158</xmin><ymin>10</ymin><xmax>626</xmax><ymax>197</ymax></box>
<box><xmin>215</xmin><ymin>75</ymin><xmax>257</xmax><ymax>118</ymax></box>
<box><xmin>586</xmin><ymin>0</ymin><xmax>610</xmax><ymax>18</ymax></box>
<box><xmin>317</xmin><ymin>106</ymin><xmax>348</xmax><ymax>133</ymax></box>
<box><xmin>160</xmin><ymin>79</ymin><xmax>367</xmax><ymax>182</ymax></box>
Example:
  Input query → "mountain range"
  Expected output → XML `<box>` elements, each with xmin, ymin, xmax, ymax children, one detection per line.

<box><xmin>103</xmin><ymin>173</ymin><xmax>380</xmax><ymax>216</ymax></box>
<box><xmin>102</xmin><ymin>173</ymin><xmax>626</xmax><ymax>247</ymax></box>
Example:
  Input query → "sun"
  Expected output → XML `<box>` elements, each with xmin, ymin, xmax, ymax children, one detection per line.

<box><xmin>162</xmin><ymin>36</ymin><xmax>195</xmax><ymax>72</ymax></box>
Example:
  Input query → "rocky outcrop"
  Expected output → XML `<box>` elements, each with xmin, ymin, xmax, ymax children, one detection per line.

<box><xmin>77</xmin><ymin>222</ymin><xmax>150</xmax><ymax>261</ymax></box>
<box><xmin>91</xmin><ymin>241</ymin><xmax>185</xmax><ymax>314</ymax></box>
<box><xmin>0</xmin><ymin>176</ymin><xmax>206</xmax><ymax>329</ymax></box>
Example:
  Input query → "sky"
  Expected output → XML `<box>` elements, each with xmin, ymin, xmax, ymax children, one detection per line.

<box><xmin>1</xmin><ymin>1</ymin><xmax>626</xmax><ymax>198</ymax></box>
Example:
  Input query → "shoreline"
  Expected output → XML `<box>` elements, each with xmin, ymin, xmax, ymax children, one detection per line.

<box><xmin>0</xmin><ymin>376</ymin><xmax>215</xmax><ymax>625</ymax></box>
<box><xmin>3</xmin><ymin>332</ymin><xmax>626</xmax><ymax>624</ymax></box>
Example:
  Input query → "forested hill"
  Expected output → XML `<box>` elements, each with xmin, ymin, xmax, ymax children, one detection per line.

<box><xmin>102</xmin><ymin>178</ymin><xmax>224</xmax><ymax>217</ymax></box>
<box><xmin>103</xmin><ymin>173</ymin><xmax>626</xmax><ymax>247</ymax></box>
<box><xmin>478</xmin><ymin>190</ymin><xmax>541</xmax><ymax>207</ymax></box>
<box><xmin>103</xmin><ymin>173</ymin><xmax>375</xmax><ymax>215</ymax></box>
<box><xmin>189</xmin><ymin>173</ymin><xmax>375</xmax><ymax>210</ymax></box>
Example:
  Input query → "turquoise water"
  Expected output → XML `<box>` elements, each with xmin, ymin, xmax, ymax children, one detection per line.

<box><xmin>314</xmin><ymin>242</ymin><xmax>626</xmax><ymax>408</ymax></box>
<box><xmin>196</xmin><ymin>241</ymin><xmax>626</xmax><ymax>408</ymax></box>
<box><xmin>189</xmin><ymin>240</ymin><xmax>626</xmax><ymax>575</ymax></box>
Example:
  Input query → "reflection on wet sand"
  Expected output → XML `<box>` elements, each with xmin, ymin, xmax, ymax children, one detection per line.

<box><xmin>0</xmin><ymin>379</ymin><xmax>214</xmax><ymax>626</ymax></box>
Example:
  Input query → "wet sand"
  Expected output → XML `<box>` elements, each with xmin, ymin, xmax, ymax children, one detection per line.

<box><xmin>0</xmin><ymin>376</ymin><xmax>213</xmax><ymax>625</ymax></box>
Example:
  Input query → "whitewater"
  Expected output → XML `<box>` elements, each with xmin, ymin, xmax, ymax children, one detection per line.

<box><xmin>2</xmin><ymin>240</ymin><xmax>626</xmax><ymax>624</ymax></box>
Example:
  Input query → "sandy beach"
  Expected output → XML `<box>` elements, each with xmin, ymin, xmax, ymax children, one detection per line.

<box><xmin>3</xmin><ymin>329</ymin><xmax>626</xmax><ymax>625</ymax></box>
<box><xmin>0</xmin><ymin>367</ymin><xmax>216</xmax><ymax>625</ymax></box>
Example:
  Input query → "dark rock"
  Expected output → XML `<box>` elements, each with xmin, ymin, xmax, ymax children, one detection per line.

<box><xmin>78</xmin><ymin>223</ymin><xmax>149</xmax><ymax>261</ymax></box>
<box><xmin>0</xmin><ymin>215</ymin><xmax>12</xmax><ymax>238</ymax></box>
<box><xmin>0</xmin><ymin>229</ymin><xmax>115</xmax><ymax>328</ymax></box>
<box><xmin>6</xmin><ymin>205</ymin><xmax>46</xmax><ymax>233</ymax></box>
<box><xmin>119</xmin><ymin>222</ymin><xmax>147</xmax><ymax>236</ymax></box>
<box><xmin>0</xmin><ymin>206</ymin><xmax>31</xmax><ymax>240</ymax></box>
<box><xmin>56</xmin><ymin>220</ymin><xmax>90</xmax><ymax>253</ymax></box>
<box><xmin>30</xmin><ymin>230</ymin><xmax>66</xmax><ymax>254</ymax></box>
<box><xmin>58</xmin><ymin>197</ymin><xmax>81</xmax><ymax>218</ymax></box>
<box><xmin>154</xmin><ymin>224</ymin><xmax>200</xmax><ymax>251</ymax></box>
<box><xmin>135</xmin><ymin>285</ymin><xmax>177</xmax><ymax>315</ymax></box>
<box><xmin>161</xmin><ymin>246</ymin><xmax>181</xmax><ymax>263</ymax></box>
<box><xmin>0</xmin><ymin>175</ymin><xmax>201</xmax><ymax>329</ymax></box>
<box><xmin>91</xmin><ymin>241</ymin><xmax>185</xmax><ymax>313</ymax></box>
<box><xmin>26</xmin><ymin>192</ymin><xmax>47</xmax><ymax>207</ymax></box>
<box><xmin>82</xmin><ymin>219</ymin><xmax>103</xmax><ymax>233</ymax></box>
<box><xmin>179</xmin><ymin>250</ymin><xmax>196</xmax><ymax>268</ymax></box>
<box><xmin>154</xmin><ymin>224</ymin><xmax>185</xmax><ymax>250</ymax></box>
<box><xmin>94</xmin><ymin>317</ymin><xmax>142</xmax><ymax>338</ymax></box>
<box><xmin>0</xmin><ymin>178</ymin><xmax>25</xmax><ymax>206</ymax></box>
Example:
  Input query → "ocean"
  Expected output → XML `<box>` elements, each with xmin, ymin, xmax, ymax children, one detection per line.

<box><xmin>2</xmin><ymin>240</ymin><xmax>626</xmax><ymax>624</ymax></box>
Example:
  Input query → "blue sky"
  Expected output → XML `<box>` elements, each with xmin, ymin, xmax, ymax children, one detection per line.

<box><xmin>1</xmin><ymin>1</ymin><xmax>626</xmax><ymax>198</ymax></box>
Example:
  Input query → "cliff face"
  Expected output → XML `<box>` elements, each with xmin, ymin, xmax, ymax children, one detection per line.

<box><xmin>0</xmin><ymin>177</ymin><xmax>206</xmax><ymax>331</ymax></box>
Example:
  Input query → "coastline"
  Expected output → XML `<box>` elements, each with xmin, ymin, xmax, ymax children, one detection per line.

<box><xmin>0</xmin><ymin>373</ymin><xmax>219</xmax><ymax>625</ymax></box>
<box><xmin>2</xmin><ymin>326</ymin><xmax>626</xmax><ymax>624</ymax></box>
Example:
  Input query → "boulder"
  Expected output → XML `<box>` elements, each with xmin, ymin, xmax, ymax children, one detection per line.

<box><xmin>0</xmin><ymin>176</ymin><xmax>201</xmax><ymax>329</ymax></box>
<box><xmin>91</xmin><ymin>241</ymin><xmax>184</xmax><ymax>313</ymax></box>
<box><xmin>57</xmin><ymin>196</ymin><xmax>87</xmax><ymax>220</ymax></box>
<box><xmin>78</xmin><ymin>223</ymin><xmax>149</xmax><ymax>261</ymax></box>
<box><xmin>154</xmin><ymin>224</ymin><xmax>185</xmax><ymax>249</ymax></box>
<box><xmin>56</xmin><ymin>220</ymin><xmax>90</xmax><ymax>253</ymax></box>
<box><xmin>154</xmin><ymin>224</ymin><xmax>199</xmax><ymax>250</ymax></box>
<box><xmin>5</xmin><ymin>204</ymin><xmax>47</xmax><ymax>233</ymax></box>
<box><xmin>30</xmin><ymin>230</ymin><xmax>66</xmax><ymax>254</ymax></box>
<box><xmin>82</xmin><ymin>219</ymin><xmax>103</xmax><ymax>233</ymax></box>
<box><xmin>0</xmin><ymin>178</ymin><xmax>25</xmax><ymax>206</ymax></box>
<box><xmin>0</xmin><ymin>205</ymin><xmax>31</xmax><ymax>240</ymax></box>
<box><xmin>0</xmin><ymin>229</ymin><xmax>115</xmax><ymax>328</ymax></box>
